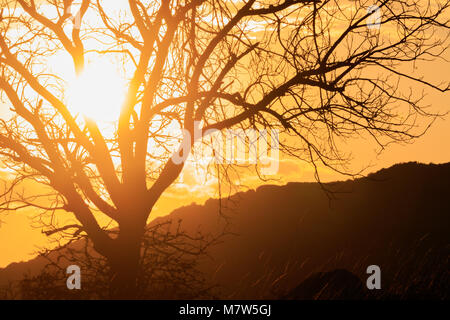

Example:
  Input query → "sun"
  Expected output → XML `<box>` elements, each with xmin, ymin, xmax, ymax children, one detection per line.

<box><xmin>66</xmin><ymin>61</ymin><xmax>126</xmax><ymax>122</ymax></box>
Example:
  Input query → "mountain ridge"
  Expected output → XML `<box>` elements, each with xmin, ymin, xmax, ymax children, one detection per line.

<box><xmin>1</xmin><ymin>161</ymin><xmax>449</xmax><ymax>299</ymax></box>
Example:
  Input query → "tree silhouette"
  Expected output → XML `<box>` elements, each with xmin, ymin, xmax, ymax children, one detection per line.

<box><xmin>0</xmin><ymin>220</ymin><xmax>217</xmax><ymax>299</ymax></box>
<box><xmin>0</xmin><ymin>0</ymin><xmax>449</xmax><ymax>298</ymax></box>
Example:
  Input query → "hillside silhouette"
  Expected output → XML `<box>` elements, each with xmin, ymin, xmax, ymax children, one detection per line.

<box><xmin>0</xmin><ymin>162</ymin><xmax>449</xmax><ymax>299</ymax></box>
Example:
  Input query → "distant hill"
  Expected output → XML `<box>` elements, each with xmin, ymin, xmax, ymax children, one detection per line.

<box><xmin>1</xmin><ymin>162</ymin><xmax>449</xmax><ymax>299</ymax></box>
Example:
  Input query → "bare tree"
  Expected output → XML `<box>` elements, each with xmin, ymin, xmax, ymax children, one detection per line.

<box><xmin>2</xmin><ymin>220</ymin><xmax>217</xmax><ymax>299</ymax></box>
<box><xmin>0</xmin><ymin>0</ymin><xmax>448</xmax><ymax>297</ymax></box>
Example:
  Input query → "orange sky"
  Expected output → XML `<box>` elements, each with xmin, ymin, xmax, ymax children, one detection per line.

<box><xmin>0</xmin><ymin>1</ymin><xmax>449</xmax><ymax>268</ymax></box>
<box><xmin>1</xmin><ymin>100</ymin><xmax>448</xmax><ymax>268</ymax></box>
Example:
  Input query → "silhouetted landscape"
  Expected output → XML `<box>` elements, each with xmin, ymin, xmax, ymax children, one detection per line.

<box><xmin>1</xmin><ymin>0</ymin><xmax>449</xmax><ymax>305</ymax></box>
<box><xmin>1</xmin><ymin>162</ymin><xmax>448</xmax><ymax>300</ymax></box>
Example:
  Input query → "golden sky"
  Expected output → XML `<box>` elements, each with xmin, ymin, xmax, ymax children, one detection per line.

<box><xmin>0</xmin><ymin>0</ymin><xmax>449</xmax><ymax>268</ymax></box>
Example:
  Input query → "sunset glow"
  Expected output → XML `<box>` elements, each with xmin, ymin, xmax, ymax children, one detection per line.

<box><xmin>66</xmin><ymin>61</ymin><xmax>126</xmax><ymax>122</ymax></box>
<box><xmin>0</xmin><ymin>0</ymin><xmax>449</xmax><ymax>302</ymax></box>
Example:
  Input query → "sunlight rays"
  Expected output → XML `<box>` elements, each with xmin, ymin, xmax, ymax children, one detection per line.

<box><xmin>66</xmin><ymin>61</ymin><xmax>126</xmax><ymax>122</ymax></box>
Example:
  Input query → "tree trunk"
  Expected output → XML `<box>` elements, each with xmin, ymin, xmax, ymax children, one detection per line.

<box><xmin>108</xmin><ymin>223</ymin><xmax>144</xmax><ymax>299</ymax></box>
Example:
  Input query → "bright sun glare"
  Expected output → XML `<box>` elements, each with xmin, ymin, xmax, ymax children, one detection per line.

<box><xmin>66</xmin><ymin>61</ymin><xmax>126</xmax><ymax>122</ymax></box>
